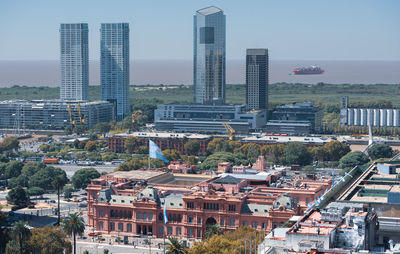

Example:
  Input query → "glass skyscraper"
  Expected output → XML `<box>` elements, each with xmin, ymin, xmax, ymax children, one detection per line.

<box><xmin>60</xmin><ymin>23</ymin><xmax>89</xmax><ymax>101</ymax></box>
<box><xmin>193</xmin><ymin>6</ymin><xmax>226</xmax><ymax>105</ymax></box>
<box><xmin>100</xmin><ymin>23</ymin><xmax>130</xmax><ymax>121</ymax></box>
<box><xmin>246</xmin><ymin>49</ymin><xmax>269</xmax><ymax>110</ymax></box>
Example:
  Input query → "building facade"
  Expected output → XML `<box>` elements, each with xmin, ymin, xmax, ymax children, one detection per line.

<box><xmin>100</xmin><ymin>23</ymin><xmax>130</xmax><ymax>121</ymax></box>
<box><xmin>341</xmin><ymin>108</ymin><xmax>400</xmax><ymax>127</ymax></box>
<box><xmin>270</xmin><ymin>102</ymin><xmax>323</xmax><ymax>133</ymax></box>
<box><xmin>193</xmin><ymin>6</ymin><xmax>226</xmax><ymax>105</ymax></box>
<box><xmin>60</xmin><ymin>23</ymin><xmax>89</xmax><ymax>101</ymax></box>
<box><xmin>154</xmin><ymin>103</ymin><xmax>267</xmax><ymax>134</ymax></box>
<box><xmin>86</xmin><ymin>172</ymin><xmax>306</xmax><ymax>240</ymax></box>
<box><xmin>246</xmin><ymin>49</ymin><xmax>269</xmax><ymax>110</ymax></box>
<box><xmin>0</xmin><ymin>100</ymin><xmax>114</xmax><ymax>130</ymax></box>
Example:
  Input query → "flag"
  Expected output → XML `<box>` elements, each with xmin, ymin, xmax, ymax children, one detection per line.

<box><xmin>163</xmin><ymin>200</ymin><xmax>168</xmax><ymax>224</ymax></box>
<box><xmin>149</xmin><ymin>140</ymin><xmax>169</xmax><ymax>162</ymax></box>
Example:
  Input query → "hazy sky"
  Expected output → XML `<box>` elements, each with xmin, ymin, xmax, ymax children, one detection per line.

<box><xmin>0</xmin><ymin>0</ymin><xmax>399</xmax><ymax>61</ymax></box>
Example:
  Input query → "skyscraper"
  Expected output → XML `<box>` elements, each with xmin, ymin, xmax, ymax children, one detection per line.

<box><xmin>100</xmin><ymin>23</ymin><xmax>130</xmax><ymax>121</ymax></box>
<box><xmin>193</xmin><ymin>6</ymin><xmax>226</xmax><ymax>105</ymax></box>
<box><xmin>60</xmin><ymin>23</ymin><xmax>89</xmax><ymax>101</ymax></box>
<box><xmin>246</xmin><ymin>49</ymin><xmax>269</xmax><ymax>110</ymax></box>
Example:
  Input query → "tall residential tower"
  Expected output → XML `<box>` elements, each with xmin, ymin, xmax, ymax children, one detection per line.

<box><xmin>246</xmin><ymin>49</ymin><xmax>269</xmax><ymax>110</ymax></box>
<box><xmin>60</xmin><ymin>23</ymin><xmax>89</xmax><ymax>101</ymax></box>
<box><xmin>193</xmin><ymin>6</ymin><xmax>226</xmax><ymax>105</ymax></box>
<box><xmin>100</xmin><ymin>23</ymin><xmax>130</xmax><ymax>121</ymax></box>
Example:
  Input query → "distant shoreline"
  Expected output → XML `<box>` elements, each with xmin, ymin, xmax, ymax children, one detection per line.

<box><xmin>0</xmin><ymin>60</ymin><xmax>399</xmax><ymax>87</ymax></box>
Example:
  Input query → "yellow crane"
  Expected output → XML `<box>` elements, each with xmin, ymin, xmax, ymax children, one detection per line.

<box><xmin>67</xmin><ymin>104</ymin><xmax>76</xmax><ymax>126</ymax></box>
<box><xmin>131</xmin><ymin>110</ymin><xmax>143</xmax><ymax>131</ymax></box>
<box><xmin>77</xmin><ymin>102</ymin><xmax>86</xmax><ymax>123</ymax></box>
<box><xmin>223</xmin><ymin>122</ymin><xmax>235</xmax><ymax>141</ymax></box>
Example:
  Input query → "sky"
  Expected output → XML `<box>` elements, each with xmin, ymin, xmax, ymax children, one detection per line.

<box><xmin>0</xmin><ymin>0</ymin><xmax>399</xmax><ymax>61</ymax></box>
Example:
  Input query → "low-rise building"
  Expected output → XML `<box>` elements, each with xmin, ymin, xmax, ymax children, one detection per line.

<box><xmin>154</xmin><ymin>103</ymin><xmax>267</xmax><ymax>134</ymax></box>
<box><xmin>0</xmin><ymin>100</ymin><xmax>114</xmax><ymax>129</ymax></box>
<box><xmin>87</xmin><ymin>171</ymin><xmax>332</xmax><ymax>241</ymax></box>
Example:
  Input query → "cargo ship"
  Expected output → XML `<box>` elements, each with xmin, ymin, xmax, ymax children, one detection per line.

<box><xmin>292</xmin><ymin>65</ymin><xmax>324</xmax><ymax>75</ymax></box>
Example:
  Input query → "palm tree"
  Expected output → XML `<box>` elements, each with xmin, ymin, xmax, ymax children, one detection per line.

<box><xmin>204</xmin><ymin>223</ymin><xmax>222</xmax><ymax>239</ymax></box>
<box><xmin>166</xmin><ymin>237</ymin><xmax>186</xmax><ymax>254</ymax></box>
<box><xmin>52</xmin><ymin>174</ymin><xmax>68</xmax><ymax>225</ymax></box>
<box><xmin>10</xmin><ymin>221</ymin><xmax>31</xmax><ymax>254</ymax></box>
<box><xmin>63</xmin><ymin>212</ymin><xmax>85</xmax><ymax>254</ymax></box>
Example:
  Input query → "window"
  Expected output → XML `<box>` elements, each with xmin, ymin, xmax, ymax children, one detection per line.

<box><xmin>188</xmin><ymin>228</ymin><xmax>193</xmax><ymax>237</ymax></box>
<box><xmin>98</xmin><ymin>221</ymin><xmax>103</xmax><ymax>230</ymax></box>
<box><xmin>243</xmin><ymin>221</ymin><xmax>248</xmax><ymax>226</ymax></box>
<box><xmin>143</xmin><ymin>212</ymin><xmax>147</xmax><ymax>221</ymax></box>
<box><xmin>99</xmin><ymin>210</ymin><xmax>104</xmax><ymax>217</ymax></box>
<box><xmin>176</xmin><ymin>227</ymin><xmax>182</xmax><ymax>236</ymax></box>
<box><xmin>197</xmin><ymin>230</ymin><xmax>201</xmax><ymax>238</ymax></box>
<box><xmin>273</xmin><ymin>222</ymin><xmax>278</xmax><ymax>229</ymax></box>
<box><xmin>262</xmin><ymin>222</ymin><xmax>267</xmax><ymax>229</ymax></box>
<box><xmin>159</xmin><ymin>226</ymin><xmax>164</xmax><ymax>234</ymax></box>
<box><xmin>148</xmin><ymin>213</ymin><xmax>153</xmax><ymax>221</ymax></box>
<box><xmin>167</xmin><ymin>227</ymin><xmax>172</xmax><ymax>235</ymax></box>
<box><xmin>188</xmin><ymin>215</ymin><xmax>193</xmax><ymax>224</ymax></box>
<box><xmin>200</xmin><ymin>27</ymin><xmax>214</xmax><ymax>44</ymax></box>
<box><xmin>110</xmin><ymin>222</ymin><xmax>115</xmax><ymax>231</ymax></box>
<box><xmin>230</xmin><ymin>218</ymin><xmax>235</xmax><ymax>227</ymax></box>
<box><xmin>252</xmin><ymin>222</ymin><xmax>257</xmax><ymax>228</ymax></box>
<box><xmin>197</xmin><ymin>217</ymin><xmax>201</xmax><ymax>224</ymax></box>
<box><xmin>187</xmin><ymin>202</ymin><xmax>194</xmax><ymax>209</ymax></box>
<box><xmin>118</xmin><ymin>223</ymin><xmax>123</xmax><ymax>232</ymax></box>
<box><xmin>229</xmin><ymin>205</ymin><xmax>236</xmax><ymax>212</ymax></box>
<box><xmin>220</xmin><ymin>219</ymin><xmax>225</xmax><ymax>226</ymax></box>
<box><xmin>137</xmin><ymin>212</ymin><xmax>142</xmax><ymax>220</ymax></box>
<box><xmin>127</xmin><ymin>224</ymin><xmax>132</xmax><ymax>232</ymax></box>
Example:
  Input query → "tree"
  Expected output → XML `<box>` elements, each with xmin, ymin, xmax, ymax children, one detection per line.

<box><xmin>0</xmin><ymin>207</ymin><xmax>10</xmax><ymax>252</ymax></box>
<box><xmin>6</xmin><ymin>186</ymin><xmax>30</xmax><ymax>207</ymax></box>
<box><xmin>284</xmin><ymin>143</ymin><xmax>312</xmax><ymax>166</ymax></box>
<box><xmin>71</xmin><ymin>168</ymin><xmax>100</xmax><ymax>189</ymax></box>
<box><xmin>29</xmin><ymin>166</ymin><xmax>68</xmax><ymax>191</ymax></box>
<box><xmin>368</xmin><ymin>144</ymin><xmax>393</xmax><ymax>160</ymax></box>
<box><xmin>184</xmin><ymin>140</ymin><xmax>200</xmax><ymax>155</ymax></box>
<box><xmin>52</xmin><ymin>174</ymin><xmax>69</xmax><ymax>225</ymax></box>
<box><xmin>207</xmin><ymin>138</ymin><xmax>231</xmax><ymax>153</ymax></box>
<box><xmin>302</xmin><ymin>165</ymin><xmax>316</xmax><ymax>177</ymax></box>
<box><xmin>9</xmin><ymin>221</ymin><xmax>31</xmax><ymax>254</ymax></box>
<box><xmin>204</xmin><ymin>224</ymin><xmax>222</xmax><ymax>239</ymax></box>
<box><xmin>162</xmin><ymin>149</ymin><xmax>181</xmax><ymax>161</ymax></box>
<box><xmin>63</xmin><ymin>213</ymin><xmax>85</xmax><ymax>254</ymax></box>
<box><xmin>0</xmin><ymin>137</ymin><xmax>19</xmax><ymax>153</ymax></box>
<box><xmin>73</xmin><ymin>124</ymin><xmax>87</xmax><ymax>135</ymax></box>
<box><xmin>166</xmin><ymin>237</ymin><xmax>186</xmax><ymax>254</ymax></box>
<box><xmin>239</xmin><ymin>143</ymin><xmax>261</xmax><ymax>163</ymax></box>
<box><xmin>124</xmin><ymin>136</ymin><xmax>141</xmax><ymax>154</ymax></box>
<box><xmin>339</xmin><ymin>151</ymin><xmax>370</xmax><ymax>169</ymax></box>
<box><xmin>84</xmin><ymin>141</ymin><xmax>97</xmax><ymax>152</ymax></box>
<box><xmin>323</xmin><ymin>141</ymin><xmax>351</xmax><ymax>161</ymax></box>
<box><xmin>92</xmin><ymin>122</ymin><xmax>111</xmax><ymax>136</ymax></box>
<box><xmin>28</xmin><ymin>226</ymin><xmax>72</xmax><ymax>254</ymax></box>
<box><xmin>27</xmin><ymin>187</ymin><xmax>45</xmax><ymax>197</ymax></box>
<box><xmin>63</xmin><ymin>186</ymin><xmax>74</xmax><ymax>199</ymax></box>
<box><xmin>5</xmin><ymin>161</ymin><xmax>24</xmax><ymax>179</ymax></box>
<box><xmin>199</xmin><ymin>152</ymin><xmax>249</xmax><ymax>171</ymax></box>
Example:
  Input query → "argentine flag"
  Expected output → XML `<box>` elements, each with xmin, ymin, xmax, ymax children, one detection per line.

<box><xmin>149</xmin><ymin>140</ymin><xmax>169</xmax><ymax>162</ymax></box>
<box><xmin>163</xmin><ymin>201</ymin><xmax>168</xmax><ymax>224</ymax></box>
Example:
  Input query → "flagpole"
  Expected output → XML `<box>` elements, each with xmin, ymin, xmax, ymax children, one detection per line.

<box><xmin>163</xmin><ymin>197</ymin><xmax>167</xmax><ymax>254</ymax></box>
<box><xmin>148</xmin><ymin>139</ymin><xmax>151</xmax><ymax>169</ymax></box>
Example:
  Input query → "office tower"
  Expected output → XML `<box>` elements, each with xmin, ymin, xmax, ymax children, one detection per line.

<box><xmin>246</xmin><ymin>49</ymin><xmax>269</xmax><ymax>110</ymax></box>
<box><xmin>100</xmin><ymin>23</ymin><xmax>130</xmax><ymax>121</ymax></box>
<box><xmin>60</xmin><ymin>23</ymin><xmax>89</xmax><ymax>101</ymax></box>
<box><xmin>340</xmin><ymin>96</ymin><xmax>349</xmax><ymax>109</ymax></box>
<box><xmin>193</xmin><ymin>6</ymin><xmax>226</xmax><ymax>105</ymax></box>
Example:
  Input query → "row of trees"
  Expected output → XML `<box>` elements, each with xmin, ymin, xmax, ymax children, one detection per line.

<box><xmin>2</xmin><ymin>212</ymin><xmax>85</xmax><ymax>254</ymax></box>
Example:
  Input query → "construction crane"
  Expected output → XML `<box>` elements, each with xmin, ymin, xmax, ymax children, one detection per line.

<box><xmin>131</xmin><ymin>110</ymin><xmax>143</xmax><ymax>131</ymax></box>
<box><xmin>67</xmin><ymin>104</ymin><xmax>76</xmax><ymax>127</ymax></box>
<box><xmin>223</xmin><ymin>122</ymin><xmax>235</xmax><ymax>141</ymax></box>
<box><xmin>77</xmin><ymin>102</ymin><xmax>86</xmax><ymax>123</ymax></box>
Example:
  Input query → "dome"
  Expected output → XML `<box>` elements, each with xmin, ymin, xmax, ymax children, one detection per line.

<box><xmin>273</xmin><ymin>193</ymin><xmax>296</xmax><ymax>210</ymax></box>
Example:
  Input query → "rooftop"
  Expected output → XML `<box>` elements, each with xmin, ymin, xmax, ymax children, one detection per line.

<box><xmin>212</xmin><ymin>175</ymin><xmax>242</xmax><ymax>184</ymax></box>
<box><xmin>197</xmin><ymin>6</ymin><xmax>223</xmax><ymax>15</ymax></box>
<box><xmin>103</xmin><ymin>170</ymin><xmax>168</xmax><ymax>181</ymax></box>
<box><xmin>114</xmin><ymin>131</ymin><xmax>210</xmax><ymax>140</ymax></box>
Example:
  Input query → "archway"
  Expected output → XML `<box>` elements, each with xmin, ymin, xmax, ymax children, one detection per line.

<box><xmin>206</xmin><ymin>217</ymin><xmax>217</xmax><ymax>226</ymax></box>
